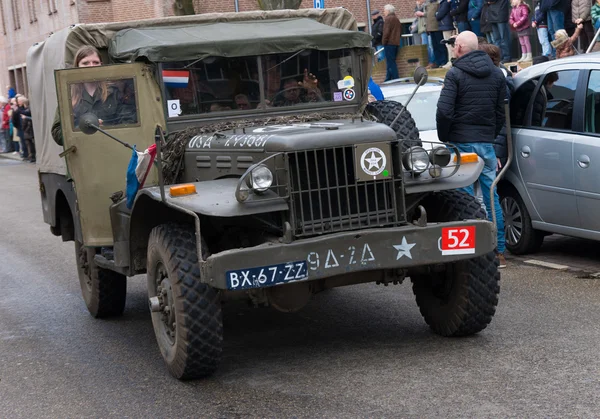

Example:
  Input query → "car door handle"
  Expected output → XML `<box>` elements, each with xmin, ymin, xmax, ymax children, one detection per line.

<box><xmin>521</xmin><ymin>146</ymin><xmax>531</xmax><ymax>158</ymax></box>
<box><xmin>577</xmin><ymin>154</ymin><xmax>590</xmax><ymax>168</ymax></box>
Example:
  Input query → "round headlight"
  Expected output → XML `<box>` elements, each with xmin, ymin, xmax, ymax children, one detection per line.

<box><xmin>251</xmin><ymin>165</ymin><xmax>273</xmax><ymax>192</ymax></box>
<box><xmin>402</xmin><ymin>146</ymin><xmax>430</xmax><ymax>174</ymax></box>
<box><xmin>430</xmin><ymin>146</ymin><xmax>451</xmax><ymax>167</ymax></box>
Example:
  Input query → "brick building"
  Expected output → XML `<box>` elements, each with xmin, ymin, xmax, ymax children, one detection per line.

<box><xmin>0</xmin><ymin>0</ymin><xmax>416</xmax><ymax>97</ymax></box>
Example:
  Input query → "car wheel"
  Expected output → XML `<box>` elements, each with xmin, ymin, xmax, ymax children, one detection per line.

<box><xmin>501</xmin><ymin>188</ymin><xmax>544</xmax><ymax>255</ymax></box>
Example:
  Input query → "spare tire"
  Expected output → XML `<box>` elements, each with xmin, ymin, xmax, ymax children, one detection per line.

<box><xmin>365</xmin><ymin>100</ymin><xmax>422</xmax><ymax>151</ymax></box>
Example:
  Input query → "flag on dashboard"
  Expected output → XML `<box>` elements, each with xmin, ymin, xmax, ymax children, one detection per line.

<box><xmin>162</xmin><ymin>70</ymin><xmax>190</xmax><ymax>88</ymax></box>
<box><xmin>126</xmin><ymin>144</ymin><xmax>157</xmax><ymax>209</ymax></box>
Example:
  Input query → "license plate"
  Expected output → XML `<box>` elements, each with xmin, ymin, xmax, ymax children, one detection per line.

<box><xmin>226</xmin><ymin>261</ymin><xmax>308</xmax><ymax>290</ymax></box>
<box><xmin>441</xmin><ymin>226</ymin><xmax>476</xmax><ymax>255</ymax></box>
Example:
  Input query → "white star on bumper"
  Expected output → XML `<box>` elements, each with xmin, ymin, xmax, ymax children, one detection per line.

<box><xmin>393</xmin><ymin>237</ymin><xmax>416</xmax><ymax>260</ymax></box>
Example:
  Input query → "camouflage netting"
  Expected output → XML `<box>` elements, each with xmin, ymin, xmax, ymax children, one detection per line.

<box><xmin>162</xmin><ymin>112</ymin><xmax>375</xmax><ymax>185</ymax></box>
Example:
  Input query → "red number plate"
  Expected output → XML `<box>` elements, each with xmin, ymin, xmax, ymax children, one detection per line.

<box><xmin>441</xmin><ymin>226</ymin><xmax>476</xmax><ymax>255</ymax></box>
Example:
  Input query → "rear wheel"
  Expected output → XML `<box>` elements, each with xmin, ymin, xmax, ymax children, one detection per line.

<box><xmin>365</xmin><ymin>100</ymin><xmax>421</xmax><ymax>150</ymax></box>
<box><xmin>75</xmin><ymin>240</ymin><xmax>126</xmax><ymax>318</ymax></box>
<box><xmin>411</xmin><ymin>190</ymin><xmax>500</xmax><ymax>336</ymax></box>
<box><xmin>500</xmin><ymin>187</ymin><xmax>544</xmax><ymax>255</ymax></box>
<box><xmin>147</xmin><ymin>224</ymin><xmax>222</xmax><ymax>380</ymax></box>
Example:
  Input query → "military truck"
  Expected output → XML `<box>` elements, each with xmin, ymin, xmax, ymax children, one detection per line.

<box><xmin>28</xmin><ymin>8</ymin><xmax>500</xmax><ymax>380</ymax></box>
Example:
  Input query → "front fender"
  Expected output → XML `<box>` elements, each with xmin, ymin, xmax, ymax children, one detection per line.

<box><xmin>139</xmin><ymin>178</ymin><xmax>289</xmax><ymax>217</ymax></box>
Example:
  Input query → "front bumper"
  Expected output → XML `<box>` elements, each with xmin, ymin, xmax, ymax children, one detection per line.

<box><xmin>201</xmin><ymin>220</ymin><xmax>497</xmax><ymax>290</ymax></box>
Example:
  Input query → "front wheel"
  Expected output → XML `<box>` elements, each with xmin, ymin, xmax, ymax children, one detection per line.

<box><xmin>411</xmin><ymin>190</ymin><xmax>500</xmax><ymax>336</ymax></box>
<box><xmin>75</xmin><ymin>240</ymin><xmax>126</xmax><ymax>318</ymax></box>
<box><xmin>147</xmin><ymin>224</ymin><xmax>222</xmax><ymax>380</ymax></box>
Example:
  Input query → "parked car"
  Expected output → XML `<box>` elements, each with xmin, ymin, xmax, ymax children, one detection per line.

<box><xmin>499</xmin><ymin>54</ymin><xmax>600</xmax><ymax>254</ymax></box>
<box><xmin>379</xmin><ymin>77</ymin><xmax>444</xmax><ymax>148</ymax></box>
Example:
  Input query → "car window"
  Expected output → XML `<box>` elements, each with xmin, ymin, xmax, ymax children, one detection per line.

<box><xmin>261</xmin><ymin>49</ymin><xmax>358</xmax><ymax>108</ymax></box>
<box><xmin>584</xmin><ymin>70</ymin><xmax>600</xmax><ymax>134</ymax></box>
<box><xmin>162</xmin><ymin>56</ymin><xmax>260</xmax><ymax>116</ymax></box>
<box><xmin>510</xmin><ymin>79</ymin><xmax>537</xmax><ymax>126</ymax></box>
<box><xmin>68</xmin><ymin>77</ymin><xmax>139</xmax><ymax>131</ymax></box>
<box><xmin>531</xmin><ymin>70</ymin><xmax>579</xmax><ymax>130</ymax></box>
<box><xmin>388</xmin><ymin>90</ymin><xmax>440</xmax><ymax>131</ymax></box>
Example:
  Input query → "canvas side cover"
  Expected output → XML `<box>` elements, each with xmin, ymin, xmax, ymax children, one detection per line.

<box><xmin>54</xmin><ymin>63</ymin><xmax>165</xmax><ymax>247</ymax></box>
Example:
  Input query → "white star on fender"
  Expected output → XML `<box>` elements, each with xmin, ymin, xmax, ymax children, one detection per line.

<box><xmin>393</xmin><ymin>237</ymin><xmax>416</xmax><ymax>260</ymax></box>
<box><xmin>364</xmin><ymin>152</ymin><xmax>382</xmax><ymax>170</ymax></box>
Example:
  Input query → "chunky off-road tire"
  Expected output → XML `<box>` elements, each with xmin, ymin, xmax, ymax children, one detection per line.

<box><xmin>411</xmin><ymin>190</ymin><xmax>500</xmax><ymax>337</ymax></box>
<box><xmin>500</xmin><ymin>187</ymin><xmax>544</xmax><ymax>255</ymax></box>
<box><xmin>147</xmin><ymin>224</ymin><xmax>222</xmax><ymax>380</ymax></box>
<box><xmin>365</xmin><ymin>100</ymin><xmax>422</xmax><ymax>150</ymax></box>
<box><xmin>75</xmin><ymin>240</ymin><xmax>126</xmax><ymax>318</ymax></box>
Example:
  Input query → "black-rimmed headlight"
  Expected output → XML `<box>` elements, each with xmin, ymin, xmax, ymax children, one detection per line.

<box><xmin>402</xmin><ymin>146</ymin><xmax>430</xmax><ymax>174</ymax></box>
<box><xmin>250</xmin><ymin>164</ymin><xmax>273</xmax><ymax>192</ymax></box>
<box><xmin>430</xmin><ymin>146</ymin><xmax>451</xmax><ymax>167</ymax></box>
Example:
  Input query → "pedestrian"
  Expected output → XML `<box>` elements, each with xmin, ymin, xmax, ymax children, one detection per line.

<box><xmin>426</xmin><ymin>0</ymin><xmax>448</xmax><ymax>68</ymax></box>
<box><xmin>371</xmin><ymin>9</ymin><xmax>385</xmax><ymax>61</ymax></box>
<box><xmin>469</xmin><ymin>0</ymin><xmax>485</xmax><ymax>35</ymax></box>
<box><xmin>415</xmin><ymin>0</ymin><xmax>435</xmax><ymax>66</ymax></box>
<box><xmin>510</xmin><ymin>0</ymin><xmax>532</xmax><ymax>62</ymax></box>
<box><xmin>592</xmin><ymin>0</ymin><xmax>600</xmax><ymax>33</ymax></box>
<box><xmin>551</xmin><ymin>22</ymin><xmax>583</xmax><ymax>57</ymax></box>
<box><xmin>540</xmin><ymin>0</ymin><xmax>565</xmax><ymax>42</ymax></box>
<box><xmin>16</xmin><ymin>96</ymin><xmax>29</xmax><ymax>160</ymax></box>
<box><xmin>487</xmin><ymin>0</ymin><xmax>512</xmax><ymax>62</ymax></box>
<box><xmin>382</xmin><ymin>4</ymin><xmax>401</xmax><ymax>81</ymax></box>
<box><xmin>437</xmin><ymin>0</ymin><xmax>456</xmax><ymax>69</ymax></box>
<box><xmin>451</xmin><ymin>0</ymin><xmax>472</xmax><ymax>33</ymax></box>
<box><xmin>436</xmin><ymin>31</ymin><xmax>507</xmax><ymax>267</ymax></box>
<box><xmin>10</xmin><ymin>97</ymin><xmax>24</xmax><ymax>157</ymax></box>
<box><xmin>480</xmin><ymin>2</ymin><xmax>496</xmax><ymax>42</ymax></box>
<box><xmin>532</xmin><ymin>0</ymin><xmax>553</xmax><ymax>57</ymax></box>
<box><xmin>20</xmin><ymin>97</ymin><xmax>35</xmax><ymax>163</ymax></box>
<box><xmin>0</xmin><ymin>96</ymin><xmax>7</xmax><ymax>152</ymax></box>
<box><xmin>572</xmin><ymin>0</ymin><xmax>593</xmax><ymax>51</ymax></box>
<box><xmin>6</xmin><ymin>85</ymin><xmax>15</xmax><ymax>99</ymax></box>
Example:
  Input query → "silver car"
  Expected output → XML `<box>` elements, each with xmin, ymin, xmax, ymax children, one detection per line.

<box><xmin>500</xmin><ymin>55</ymin><xmax>600</xmax><ymax>254</ymax></box>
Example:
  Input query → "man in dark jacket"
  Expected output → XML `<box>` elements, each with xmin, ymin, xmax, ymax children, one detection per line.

<box><xmin>486</xmin><ymin>0</ymin><xmax>511</xmax><ymax>61</ymax></box>
<box><xmin>382</xmin><ymin>4</ymin><xmax>401</xmax><ymax>81</ymax></box>
<box><xmin>451</xmin><ymin>0</ymin><xmax>471</xmax><ymax>32</ymax></box>
<box><xmin>372</xmin><ymin>10</ymin><xmax>385</xmax><ymax>49</ymax></box>
<box><xmin>436</xmin><ymin>31</ymin><xmax>507</xmax><ymax>267</ymax></box>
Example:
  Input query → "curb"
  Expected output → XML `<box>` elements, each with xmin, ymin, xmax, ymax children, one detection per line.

<box><xmin>0</xmin><ymin>152</ymin><xmax>25</xmax><ymax>161</ymax></box>
<box><xmin>506</xmin><ymin>254</ymin><xmax>599</xmax><ymax>277</ymax></box>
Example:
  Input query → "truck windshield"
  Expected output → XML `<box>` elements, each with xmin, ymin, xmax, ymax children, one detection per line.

<box><xmin>161</xmin><ymin>49</ymin><xmax>358</xmax><ymax>118</ymax></box>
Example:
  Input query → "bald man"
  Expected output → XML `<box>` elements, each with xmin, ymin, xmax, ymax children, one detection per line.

<box><xmin>436</xmin><ymin>30</ymin><xmax>508</xmax><ymax>267</ymax></box>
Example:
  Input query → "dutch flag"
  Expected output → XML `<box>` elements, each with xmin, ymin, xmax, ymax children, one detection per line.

<box><xmin>126</xmin><ymin>144</ymin><xmax>157</xmax><ymax>209</ymax></box>
<box><xmin>162</xmin><ymin>70</ymin><xmax>190</xmax><ymax>88</ymax></box>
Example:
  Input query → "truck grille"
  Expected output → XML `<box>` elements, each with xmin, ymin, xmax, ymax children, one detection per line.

<box><xmin>288</xmin><ymin>147</ymin><xmax>400</xmax><ymax>237</ymax></box>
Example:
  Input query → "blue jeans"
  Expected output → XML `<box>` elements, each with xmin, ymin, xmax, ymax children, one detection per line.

<box><xmin>491</xmin><ymin>22</ymin><xmax>511</xmax><ymax>61</ymax></box>
<box><xmin>547</xmin><ymin>9</ymin><xmax>564</xmax><ymax>40</ymax></box>
<box><xmin>457</xmin><ymin>21</ymin><xmax>471</xmax><ymax>33</ymax></box>
<box><xmin>426</xmin><ymin>34</ymin><xmax>436</xmax><ymax>64</ymax></box>
<box><xmin>537</xmin><ymin>27</ymin><xmax>552</xmax><ymax>56</ymax></box>
<box><xmin>470</xmin><ymin>19</ymin><xmax>481</xmax><ymax>36</ymax></box>
<box><xmin>486</xmin><ymin>32</ymin><xmax>495</xmax><ymax>44</ymax></box>
<box><xmin>452</xmin><ymin>142</ymin><xmax>506</xmax><ymax>253</ymax></box>
<box><xmin>594</xmin><ymin>19</ymin><xmax>600</xmax><ymax>31</ymax></box>
<box><xmin>384</xmin><ymin>45</ymin><xmax>399</xmax><ymax>81</ymax></box>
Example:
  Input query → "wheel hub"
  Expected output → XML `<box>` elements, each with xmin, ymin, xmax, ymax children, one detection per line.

<box><xmin>154</xmin><ymin>263</ymin><xmax>176</xmax><ymax>345</ymax></box>
<box><xmin>502</xmin><ymin>197</ymin><xmax>522</xmax><ymax>246</ymax></box>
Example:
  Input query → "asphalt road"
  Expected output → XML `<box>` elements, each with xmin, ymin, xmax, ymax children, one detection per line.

<box><xmin>2</xmin><ymin>158</ymin><xmax>600</xmax><ymax>418</ymax></box>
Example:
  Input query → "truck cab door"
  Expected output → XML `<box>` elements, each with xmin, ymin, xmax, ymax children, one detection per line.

<box><xmin>55</xmin><ymin>63</ymin><xmax>165</xmax><ymax>247</ymax></box>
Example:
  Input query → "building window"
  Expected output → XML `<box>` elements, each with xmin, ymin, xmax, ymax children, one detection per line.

<box><xmin>0</xmin><ymin>0</ymin><xmax>7</xmax><ymax>34</ymax></box>
<box><xmin>28</xmin><ymin>0</ymin><xmax>37</xmax><ymax>22</ymax></box>
<box><xmin>11</xmin><ymin>0</ymin><xmax>21</xmax><ymax>30</ymax></box>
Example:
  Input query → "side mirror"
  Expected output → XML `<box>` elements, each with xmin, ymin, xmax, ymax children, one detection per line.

<box><xmin>79</xmin><ymin>113</ymin><xmax>100</xmax><ymax>135</ymax></box>
<box><xmin>413</xmin><ymin>66</ymin><xmax>429</xmax><ymax>86</ymax></box>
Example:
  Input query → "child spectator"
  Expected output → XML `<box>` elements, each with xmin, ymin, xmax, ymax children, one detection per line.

<box><xmin>532</xmin><ymin>0</ymin><xmax>552</xmax><ymax>57</ymax></box>
<box><xmin>510</xmin><ymin>0</ymin><xmax>532</xmax><ymax>62</ymax></box>
<box><xmin>551</xmin><ymin>22</ymin><xmax>584</xmax><ymax>58</ymax></box>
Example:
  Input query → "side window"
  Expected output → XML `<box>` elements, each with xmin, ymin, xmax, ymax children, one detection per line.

<box><xmin>584</xmin><ymin>70</ymin><xmax>600</xmax><ymax>134</ymax></box>
<box><xmin>531</xmin><ymin>70</ymin><xmax>579</xmax><ymax>130</ymax></box>
<box><xmin>69</xmin><ymin>77</ymin><xmax>139</xmax><ymax>131</ymax></box>
<box><xmin>510</xmin><ymin>79</ymin><xmax>537</xmax><ymax>126</ymax></box>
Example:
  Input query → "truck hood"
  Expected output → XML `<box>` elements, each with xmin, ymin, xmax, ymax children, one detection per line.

<box><xmin>186</xmin><ymin>120</ymin><xmax>397</xmax><ymax>152</ymax></box>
